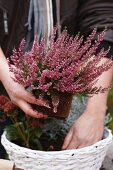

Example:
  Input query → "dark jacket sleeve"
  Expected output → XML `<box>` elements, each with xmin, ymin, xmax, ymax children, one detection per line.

<box><xmin>77</xmin><ymin>0</ymin><xmax>113</xmax><ymax>58</ymax></box>
<box><xmin>0</xmin><ymin>0</ymin><xmax>21</xmax><ymax>57</ymax></box>
<box><xmin>0</xmin><ymin>0</ymin><xmax>15</xmax><ymax>54</ymax></box>
<box><xmin>0</xmin><ymin>5</ymin><xmax>6</xmax><ymax>46</ymax></box>
<box><xmin>77</xmin><ymin>0</ymin><xmax>113</xmax><ymax>43</ymax></box>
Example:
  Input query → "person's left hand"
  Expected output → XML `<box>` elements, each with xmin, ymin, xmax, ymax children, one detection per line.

<box><xmin>62</xmin><ymin>111</ymin><xmax>105</xmax><ymax>150</ymax></box>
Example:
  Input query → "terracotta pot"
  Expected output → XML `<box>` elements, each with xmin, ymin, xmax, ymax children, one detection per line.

<box><xmin>32</xmin><ymin>90</ymin><xmax>73</xmax><ymax>119</ymax></box>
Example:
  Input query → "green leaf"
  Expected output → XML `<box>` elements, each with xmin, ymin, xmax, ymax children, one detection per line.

<box><xmin>5</xmin><ymin>124</ymin><xmax>22</xmax><ymax>141</ymax></box>
<box><xmin>108</xmin><ymin>89</ymin><xmax>113</xmax><ymax>99</ymax></box>
<box><xmin>30</xmin><ymin>127</ymin><xmax>43</xmax><ymax>138</ymax></box>
<box><xmin>31</xmin><ymin>138</ymin><xmax>43</xmax><ymax>150</ymax></box>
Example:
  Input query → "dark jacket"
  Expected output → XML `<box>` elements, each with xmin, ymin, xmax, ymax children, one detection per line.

<box><xmin>77</xmin><ymin>0</ymin><xmax>113</xmax><ymax>42</ymax></box>
<box><xmin>0</xmin><ymin>0</ymin><xmax>79</xmax><ymax>57</ymax></box>
<box><xmin>0</xmin><ymin>0</ymin><xmax>113</xmax><ymax>58</ymax></box>
<box><xmin>0</xmin><ymin>0</ymin><xmax>30</xmax><ymax>57</ymax></box>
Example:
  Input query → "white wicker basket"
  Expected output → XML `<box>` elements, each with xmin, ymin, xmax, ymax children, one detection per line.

<box><xmin>1</xmin><ymin>129</ymin><xmax>112</xmax><ymax>170</ymax></box>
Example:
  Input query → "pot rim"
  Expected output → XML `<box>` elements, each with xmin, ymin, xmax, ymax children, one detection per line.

<box><xmin>1</xmin><ymin>128</ymin><xmax>112</xmax><ymax>156</ymax></box>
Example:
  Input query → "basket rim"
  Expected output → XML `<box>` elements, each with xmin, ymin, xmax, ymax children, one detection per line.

<box><xmin>1</xmin><ymin>128</ymin><xmax>113</xmax><ymax>155</ymax></box>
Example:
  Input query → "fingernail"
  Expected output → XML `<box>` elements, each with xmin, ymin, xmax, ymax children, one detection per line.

<box><xmin>61</xmin><ymin>147</ymin><xmax>65</xmax><ymax>150</ymax></box>
<box><xmin>44</xmin><ymin>103</ymin><xmax>51</xmax><ymax>108</ymax></box>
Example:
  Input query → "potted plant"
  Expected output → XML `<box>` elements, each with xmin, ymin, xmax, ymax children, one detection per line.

<box><xmin>1</xmin><ymin>28</ymin><xmax>113</xmax><ymax>170</ymax></box>
<box><xmin>8</xmin><ymin>28</ymin><xmax>113</xmax><ymax>118</ymax></box>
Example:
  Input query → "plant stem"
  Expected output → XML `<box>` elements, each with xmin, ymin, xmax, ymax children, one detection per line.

<box><xmin>8</xmin><ymin>115</ymin><xmax>30</xmax><ymax>147</ymax></box>
<box><xmin>25</xmin><ymin>116</ymin><xmax>31</xmax><ymax>145</ymax></box>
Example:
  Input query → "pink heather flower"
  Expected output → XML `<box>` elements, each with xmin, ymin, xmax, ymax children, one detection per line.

<box><xmin>9</xmin><ymin>28</ymin><xmax>113</xmax><ymax>95</ymax></box>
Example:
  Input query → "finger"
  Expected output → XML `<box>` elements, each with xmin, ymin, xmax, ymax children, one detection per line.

<box><xmin>17</xmin><ymin>90</ymin><xmax>50</xmax><ymax>108</ymax></box>
<box><xmin>66</xmin><ymin>136</ymin><xmax>79</xmax><ymax>150</ymax></box>
<box><xmin>16</xmin><ymin>99</ymin><xmax>48</xmax><ymax>119</ymax></box>
<box><xmin>77</xmin><ymin>140</ymin><xmax>96</xmax><ymax>149</ymax></box>
<box><xmin>77</xmin><ymin>143</ymin><xmax>92</xmax><ymax>149</ymax></box>
<box><xmin>77</xmin><ymin>133</ymin><xmax>101</xmax><ymax>149</ymax></box>
<box><xmin>77</xmin><ymin>143</ymin><xmax>88</xmax><ymax>149</ymax></box>
<box><xmin>62</xmin><ymin>129</ymin><xmax>73</xmax><ymax>150</ymax></box>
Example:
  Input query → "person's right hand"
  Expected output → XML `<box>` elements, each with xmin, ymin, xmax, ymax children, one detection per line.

<box><xmin>3</xmin><ymin>76</ymin><xmax>49</xmax><ymax>119</ymax></box>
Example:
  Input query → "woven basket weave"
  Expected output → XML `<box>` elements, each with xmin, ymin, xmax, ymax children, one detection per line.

<box><xmin>1</xmin><ymin>129</ymin><xmax>112</xmax><ymax>170</ymax></box>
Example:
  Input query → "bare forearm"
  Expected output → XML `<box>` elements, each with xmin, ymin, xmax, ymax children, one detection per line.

<box><xmin>85</xmin><ymin>57</ymin><xmax>113</xmax><ymax>118</ymax></box>
<box><xmin>0</xmin><ymin>47</ymin><xmax>11</xmax><ymax>83</ymax></box>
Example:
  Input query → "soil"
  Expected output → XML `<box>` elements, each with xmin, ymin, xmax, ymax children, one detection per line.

<box><xmin>11</xmin><ymin>132</ymin><xmax>65</xmax><ymax>151</ymax></box>
<box><xmin>39</xmin><ymin>133</ymin><xmax>64</xmax><ymax>151</ymax></box>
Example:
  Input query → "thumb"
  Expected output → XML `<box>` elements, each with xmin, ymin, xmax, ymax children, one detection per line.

<box><xmin>62</xmin><ymin>129</ymin><xmax>73</xmax><ymax>150</ymax></box>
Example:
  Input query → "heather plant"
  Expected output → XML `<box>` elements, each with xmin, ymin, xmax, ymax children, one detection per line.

<box><xmin>9</xmin><ymin>28</ymin><xmax>113</xmax><ymax>117</ymax></box>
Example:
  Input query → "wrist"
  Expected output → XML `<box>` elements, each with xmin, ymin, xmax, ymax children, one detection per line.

<box><xmin>85</xmin><ymin>94</ymin><xmax>108</xmax><ymax>115</ymax></box>
<box><xmin>86</xmin><ymin>103</ymin><xmax>107</xmax><ymax>114</ymax></box>
<box><xmin>84</xmin><ymin>103</ymin><xmax>107</xmax><ymax>121</ymax></box>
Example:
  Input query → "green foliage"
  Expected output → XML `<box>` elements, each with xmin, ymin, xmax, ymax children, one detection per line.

<box><xmin>5</xmin><ymin>124</ymin><xmax>22</xmax><ymax>141</ymax></box>
<box><xmin>108</xmin><ymin>88</ymin><xmax>113</xmax><ymax>99</ymax></box>
<box><xmin>106</xmin><ymin>87</ymin><xmax>113</xmax><ymax>133</ymax></box>
<box><xmin>106</xmin><ymin>113</ymin><xmax>113</xmax><ymax>134</ymax></box>
<box><xmin>5</xmin><ymin>120</ymin><xmax>43</xmax><ymax>150</ymax></box>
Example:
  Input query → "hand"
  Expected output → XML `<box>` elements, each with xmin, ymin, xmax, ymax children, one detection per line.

<box><xmin>0</xmin><ymin>48</ymin><xmax>49</xmax><ymax>119</ymax></box>
<box><xmin>2</xmin><ymin>70</ymin><xmax>49</xmax><ymax>119</ymax></box>
<box><xmin>7</xmin><ymin>81</ymin><xmax>50</xmax><ymax>118</ymax></box>
<box><xmin>62</xmin><ymin>111</ymin><xmax>105</xmax><ymax>150</ymax></box>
